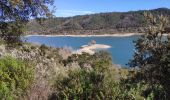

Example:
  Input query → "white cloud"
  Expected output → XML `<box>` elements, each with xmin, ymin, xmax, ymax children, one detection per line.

<box><xmin>55</xmin><ymin>10</ymin><xmax>94</xmax><ymax>17</ymax></box>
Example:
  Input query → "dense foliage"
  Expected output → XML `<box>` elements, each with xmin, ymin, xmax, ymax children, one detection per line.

<box><xmin>50</xmin><ymin>51</ymin><xmax>147</xmax><ymax>100</ymax></box>
<box><xmin>0</xmin><ymin>0</ymin><xmax>54</xmax><ymax>21</ymax></box>
<box><xmin>0</xmin><ymin>56</ymin><xmax>34</xmax><ymax>99</ymax></box>
<box><xmin>0</xmin><ymin>21</ymin><xmax>25</xmax><ymax>45</ymax></box>
<box><xmin>0</xmin><ymin>0</ymin><xmax>54</xmax><ymax>45</ymax></box>
<box><xmin>63</xmin><ymin>51</ymin><xmax>112</xmax><ymax>68</ymax></box>
<box><xmin>50</xmin><ymin>68</ymin><xmax>147</xmax><ymax>100</ymax></box>
<box><xmin>129</xmin><ymin>12</ymin><xmax>170</xmax><ymax>99</ymax></box>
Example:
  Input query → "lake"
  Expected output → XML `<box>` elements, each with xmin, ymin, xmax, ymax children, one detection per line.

<box><xmin>24</xmin><ymin>35</ymin><xmax>140</xmax><ymax>67</ymax></box>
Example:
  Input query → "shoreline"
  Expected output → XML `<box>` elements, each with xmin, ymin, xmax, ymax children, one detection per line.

<box><xmin>25</xmin><ymin>33</ymin><xmax>143</xmax><ymax>37</ymax></box>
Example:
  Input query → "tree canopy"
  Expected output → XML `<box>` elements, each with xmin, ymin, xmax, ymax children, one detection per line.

<box><xmin>0</xmin><ymin>0</ymin><xmax>54</xmax><ymax>21</ymax></box>
<box><xmin>129</xmin><ymin>12</ymin><xmax>170</xmax><ymax>99</ymax></box>
<box><xmin>0</xmin><ymin>0</ymin><xmax>54</xmax><ymax>45</ymax></box>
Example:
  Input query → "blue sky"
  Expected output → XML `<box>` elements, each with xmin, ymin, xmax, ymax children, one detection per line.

<box><xmin>54</xmin><ymin>0</ymin><xmax>170</xmax><ymax>17</ymax></box>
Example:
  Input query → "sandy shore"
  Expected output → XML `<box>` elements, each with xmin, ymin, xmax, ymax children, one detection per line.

<box><xmin>73</xmin><ymin>44</ymin><xmax>111</xmax><ymax>55</ymax></box>
<box><xmin>25</xmin><ymin>33</ymin><xmax>143</xmax><ymax>37</ymax></box>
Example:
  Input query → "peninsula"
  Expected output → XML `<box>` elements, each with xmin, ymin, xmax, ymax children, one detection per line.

<box><xmin>74</xmin><ymin>44</ymin><xmax>111</xmax><ymax>55</ymax></box>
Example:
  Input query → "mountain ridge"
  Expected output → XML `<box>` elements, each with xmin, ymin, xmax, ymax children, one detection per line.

<box><xmin>26</xmin><ymin>8</ymin><xmax>170</xmax><ymax>35</ymax></box>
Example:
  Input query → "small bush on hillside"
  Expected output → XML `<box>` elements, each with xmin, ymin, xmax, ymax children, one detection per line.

<box><xmin>63</xmin><ymin>51</ymin><xmax>112</xmax><ymax>68</ymax></box>
<box><xmin>39</xmin><ymin>44</ymin><xmax>49</xmax><ymax>56</ymax></box>
<box><xmin>0</xmin><ymin>56</ymin><xmax>34</xmax><ymax>99</ymax></box>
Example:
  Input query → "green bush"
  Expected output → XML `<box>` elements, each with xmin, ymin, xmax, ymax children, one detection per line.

<box><xmin>0</xmin><ymin>56</ymin><xmax>34</xmax><ymax>99</ymax></box>
<box><xmin>50</xmin><ymin>69</ymin><xmax>147</xmax><ymax>100</ymax></box>
<box><xmin>63</xmin><ymin>51</ymin><xmax>112</xmax><ymax>68</ymax></box>
<box><xmin>50</xmin><ymin>51</ymin><xmax>146</xmax><ymax>99</ymax></box>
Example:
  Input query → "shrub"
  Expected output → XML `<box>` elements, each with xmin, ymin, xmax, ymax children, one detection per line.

<box><xmin>0</xmin><ymin>56</ymin><xmax>34</xmax><ymax>99</ymax></box>
<box><xmin>50</xmin><ymin>51</ymin><xmax>146</xmax><ymax>99</ymax></box>
<box><xmin>51</xmin><ymin>51</ymin><xmax>114</xmax><ymax>99</ymax></box>
<box><xmin>63</xmin><ymin>51</ymin><xmax>112</xmax><ymax>68</ymax></box>
<box><xmin>50</xmin><ymin>68</ymin><xmax>148</xmax><ymax>99</ymax></box>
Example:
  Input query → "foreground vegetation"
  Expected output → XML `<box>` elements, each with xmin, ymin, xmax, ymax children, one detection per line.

<box><xmin>0</xmin><ymin>45</ymin><xmax>165</xmax><ymax>99</ymax></box>
<box><xmin>0</xmin><ymin>45</ymin><xmax>148</xmax><ymax>99</ymax></box>
<box><xmin>0</xmin><ymin>0</ymin><xmax>170</xmax><ymax>100</ymax></box>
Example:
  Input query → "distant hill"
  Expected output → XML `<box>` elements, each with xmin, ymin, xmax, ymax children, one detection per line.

<box><xmin>26</xmin><ymin>8</ymin><xmax>170</xmax><ymax>35</ymax></box>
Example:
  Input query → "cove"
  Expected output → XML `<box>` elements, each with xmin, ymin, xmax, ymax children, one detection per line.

<box><xmin>24</xmin><ymin>35</ymin><xmax>140</xmax><ymax>67</ymax></box>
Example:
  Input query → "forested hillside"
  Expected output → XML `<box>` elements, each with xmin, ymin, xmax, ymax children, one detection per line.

<box><xmin>26</xmin><ymin>8</ymin><xmax>170</xmax><ymax>35</ymax></box>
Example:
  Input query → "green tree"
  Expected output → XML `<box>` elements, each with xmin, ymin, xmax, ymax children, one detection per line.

<box><xmin>129</xmin><ymin>12</ymin><xmax>170</xmax><ymax>99</ymax></box>
<box><xmin>0</xmin><ymin>0</ymin><xmax>54</xmax><ymax>45</ymax></box>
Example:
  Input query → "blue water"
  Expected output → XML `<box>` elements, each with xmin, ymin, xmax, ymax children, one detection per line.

<box><xmin>24</xmin><ymin>35</ymin><xmax>140</xmax><ymax>67</ymax></box>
